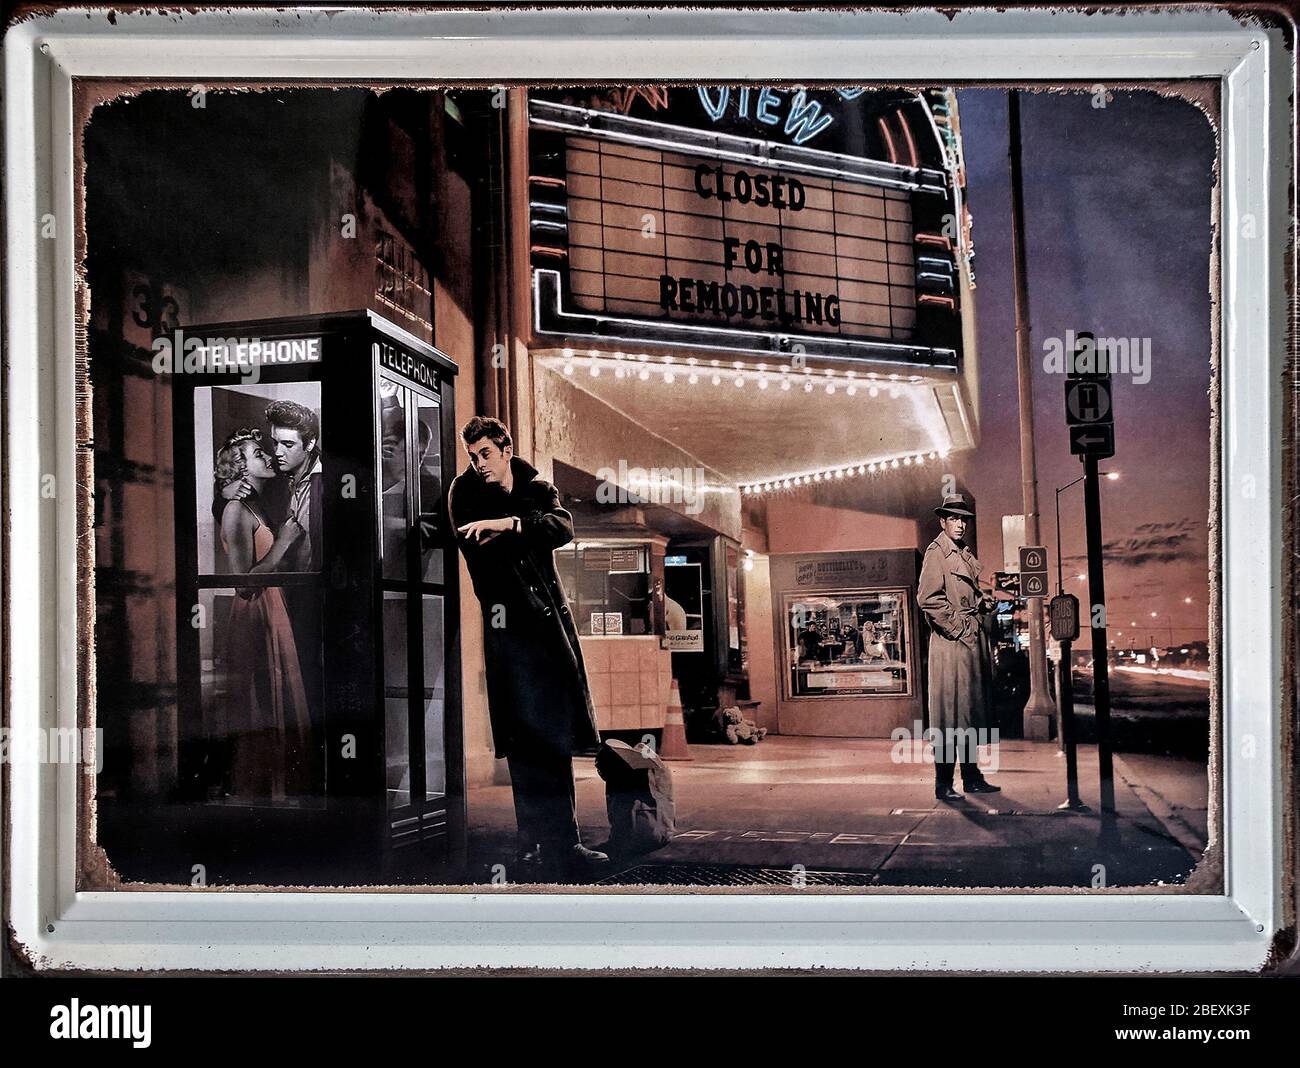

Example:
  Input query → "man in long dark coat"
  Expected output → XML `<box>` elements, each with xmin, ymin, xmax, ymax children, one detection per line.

<box><xmin>448</xmin><ymin>415</ymin><xmax>608</xmax><ymax>875</ymax></box>
<box><xmin>917</xmin><ymin>493</ymin><xmax>1001</xmax><ymax>801</ymax></box>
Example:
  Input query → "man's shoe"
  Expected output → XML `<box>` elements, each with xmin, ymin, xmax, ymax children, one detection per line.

<box><xmin>935</xmin><ymin>786</ymin><xmax>963</xmax><ymax>802</ymax></box>
<box><xmin>514</xmin><ymin>843</ymin><xmax>544</xmax><ymax>867</ymax></box>
<box><xmin>569</xmin><ymin>843</ymin><xmax>610</xmax><ymax>866</ymax></box>
<box><xmin>964</xmin><ymin>780</ymin><xmax>1001</xmax><ymax>794</ymax></box>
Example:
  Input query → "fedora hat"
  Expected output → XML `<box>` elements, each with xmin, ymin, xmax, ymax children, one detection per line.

<box><xmin>934</xmin><ymin>493</ymin><xmax>976</xmax><ymax>518</ymax></box>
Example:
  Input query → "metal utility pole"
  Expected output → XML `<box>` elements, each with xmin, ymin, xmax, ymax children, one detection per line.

<box><xmin>1007</xmin><ymin>89</ymin><xmax>1057</xmax><ymax>739</ymax></box>
<box><xmin>1083</xmin><ymin>453</ymin><xmax>1118</xmax><ymax>842</ymax></box>
<box><xmin>1052</xmin><ymin>482</ymin><xmax>1085</xmax><ymax>810</ymax></box>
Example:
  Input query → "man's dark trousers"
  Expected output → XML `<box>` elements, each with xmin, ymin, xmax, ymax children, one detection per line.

<box><xmin>507</xmin><ymin>744</ymin><xmax>580</xmax><ymax>852</ymax></box>
<box><xmin>936</xmin><ymin>760</ymin><xmax>985</xmax><ymax>791</ymax></box>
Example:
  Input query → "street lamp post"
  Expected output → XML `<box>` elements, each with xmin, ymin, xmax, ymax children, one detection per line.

<box><xmin>1008</xmin><ymin>90</ymin><xmax>1056</xmax><ymax>741</ymax></box>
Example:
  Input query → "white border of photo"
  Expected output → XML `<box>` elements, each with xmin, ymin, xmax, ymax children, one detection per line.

<box><xmin>2</xmin><ymin>3</ymin><xmax>1287</xmax><ymax>972</ymax></box>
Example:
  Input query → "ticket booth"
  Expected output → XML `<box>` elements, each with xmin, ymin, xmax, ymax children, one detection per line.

<box><xmin>170</xmin><ymin>311</ymin><xmax>462</xmax><ymax>882</ymax></box>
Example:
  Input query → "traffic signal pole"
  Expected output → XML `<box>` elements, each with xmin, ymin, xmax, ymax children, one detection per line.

<box><xmin>1083</xmin><ymin>454</ymin><xmax>1118</xmax><ymax>839</ymax></box>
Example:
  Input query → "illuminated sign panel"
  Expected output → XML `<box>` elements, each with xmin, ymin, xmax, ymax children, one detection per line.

<box><xmin>564</xmin><ymin>138</ymin><xmax>916</xmax><ymax>340</ymax></box>
<box><xmin>528</xmin><ymin>91</ymin><xmax>969</xmax><ymax>367</ymax></box>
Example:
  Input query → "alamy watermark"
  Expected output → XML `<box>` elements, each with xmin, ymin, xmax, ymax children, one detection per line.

<box><xmin>594</xmin><ymin>460</ymin><xmax>710</xmax><ymax>516</ymax></box>
<box><xmin>890</xmin><ymin>721</ymin><xmax>1000</xmax><ymax>772</ymax></box>
<box><xmin>2</xmin><ymin>726</ymin><xmax>103</xmax><ymax>773</ymax></box>
<box><xmin>1042</xmin><ymin>328</ymin><xmax>1151</xmax><ymax>385</ymax></box>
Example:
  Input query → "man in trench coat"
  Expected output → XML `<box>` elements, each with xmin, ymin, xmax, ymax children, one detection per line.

<box><xmin>917</xmin><ymin>493</ymin><xmax>1001</xmax><ymax>801</ymax></box>
<box><xmin>447</xmin><ymin>415</ymin><xmax>609</xmax><ymax>875</ymax></box>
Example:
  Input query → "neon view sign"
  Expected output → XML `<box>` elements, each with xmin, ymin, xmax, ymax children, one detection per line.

<box><xmin>695</xmin><ymin>87</ymin><xmax>866</xmax><ymax>146</ymax></box>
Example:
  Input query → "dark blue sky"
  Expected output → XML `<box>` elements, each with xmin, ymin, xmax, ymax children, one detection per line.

<box><xmin>954</xmin><ymin>87</ymin><xmax>1216</xmax><ymax>646</ymax></box>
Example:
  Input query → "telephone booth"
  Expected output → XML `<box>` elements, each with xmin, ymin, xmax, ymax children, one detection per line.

<box><xmin>171</xmin><ymin>311</ymin><xmax>462</xmax><ymax>883</ymax></box>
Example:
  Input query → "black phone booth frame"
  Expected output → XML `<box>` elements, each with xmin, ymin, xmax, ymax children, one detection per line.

<box><xmin>171</xmin><ymin>311</ymin><xmax>463</xmax><ymax>884</ymax></box>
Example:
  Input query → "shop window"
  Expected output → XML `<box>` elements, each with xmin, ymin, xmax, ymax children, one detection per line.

<box><xmin>554</xmin><ymin>542</ymin><xmax>651</xmax><ymax>636</ymax></box>
<box><xmin>785</xmin><ymin>588</ymin><xmax>911</xmax><ymax>698</ymax></box>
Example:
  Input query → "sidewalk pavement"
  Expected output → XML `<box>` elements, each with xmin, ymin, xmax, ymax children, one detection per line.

<box><xmin>462</xmin><ymin>735</ymin><xmax>1210</xmax><ymax>889</ymax></box>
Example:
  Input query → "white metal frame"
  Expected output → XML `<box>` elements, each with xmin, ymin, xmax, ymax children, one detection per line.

<box><xmin>2</xmin><ymin>4</ymin><xmax>1288</xmax><ymax>972</ymax></box>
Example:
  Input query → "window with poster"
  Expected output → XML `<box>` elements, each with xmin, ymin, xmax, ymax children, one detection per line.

<box><xmin>784</xmin><ymin>588</ymin><xmax>912</xmax><ymax>698</ymax></box>
<box><xmin>554</xmin><ymin>541</ymin><xmax>652</xmax><ymax>636</ymax></box>
<box><xmin>189</xmin><ymin>373</ymin><xmax>327</xmax><ymax>808</ymax></box>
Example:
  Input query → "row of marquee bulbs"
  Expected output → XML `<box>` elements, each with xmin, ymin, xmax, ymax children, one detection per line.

<box><xmin>741</xmin><ymin>448</ymin><xmax>950</xmax><ymax>495</ymax></box>
<box><xmin>560</xmin><ymin>351</ymin><xmax>925</xmax><ymax>395</ymax></box>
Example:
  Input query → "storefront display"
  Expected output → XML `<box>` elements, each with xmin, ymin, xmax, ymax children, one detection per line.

<box><xmin>785</xmin><ymin>589</ymin><xmax>911</xmax><ymax>697</ymax></box>
<box><xmin>768</xmin><ymin>548</ymin><xmax>925</xmax><ymax>736</ymax></box>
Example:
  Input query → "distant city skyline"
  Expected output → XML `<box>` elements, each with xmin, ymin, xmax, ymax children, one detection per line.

<box><xmin>956</xmin><ymin>87</ymin><xmax>1214</xmax><ymax>646</ymax></box>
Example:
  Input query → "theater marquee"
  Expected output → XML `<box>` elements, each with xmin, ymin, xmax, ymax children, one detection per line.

<box><xmin>526</xmin><ymin>92</ymin><xmax>972</xmax><ymax>369</ymax></box>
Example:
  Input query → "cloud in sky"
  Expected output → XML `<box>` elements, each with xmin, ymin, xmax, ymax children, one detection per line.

<box><xmin>1061</xmin><ymin>518</ymin><xmax>1200</xmax><ymax>568</ymax></box>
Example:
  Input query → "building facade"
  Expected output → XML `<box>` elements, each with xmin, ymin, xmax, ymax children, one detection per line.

<box><xmin>83</xmin><ymin>84</ymin><xmax>980</xmax><ymax>882</ymax></box>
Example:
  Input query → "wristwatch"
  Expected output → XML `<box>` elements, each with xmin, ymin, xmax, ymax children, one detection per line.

<box><xmin>512</xmin><ymin>516</ymin><xmax>521</xmax><ymax>535</ymax></box>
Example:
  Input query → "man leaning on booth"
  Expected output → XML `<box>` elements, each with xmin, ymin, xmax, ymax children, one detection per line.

<box><xmin>917</xmin><ymin>493</ymin><xmax>1001</xmax><ymax>802</ymax></box>
<box><xmin>448</xmin><ymin>416</ymin><xmax>609</xmax><ymax>877</ymax></box>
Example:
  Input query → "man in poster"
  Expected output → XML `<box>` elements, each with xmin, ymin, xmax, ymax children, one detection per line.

<box><xmin>265</xmin><ymin>400</ymin><xmax>323</xmax><ymax>572</ymax></box>
<box><xmin>917</xmin><ymin>493</ymin><xmax>1001</xmax><ymax>801</ymax></box>
<box><xmin>219</xmin><ymin>398</ymin><xmax>323</xmax><ymax>572</ymax></box>
<box><xmin>448</xmin><ymin>416</ymin><xmax>609</xmax><ymax>876</ymax></box>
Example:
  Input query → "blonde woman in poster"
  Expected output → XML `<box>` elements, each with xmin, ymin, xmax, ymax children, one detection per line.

<box><xmin>212</xmin><ymin>428</ymin><xmax>315</xmax><ymax>801</ymax></box>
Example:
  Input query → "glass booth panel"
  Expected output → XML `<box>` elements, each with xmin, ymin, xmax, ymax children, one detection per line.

<box><xmin>378</xmin><ymin>379</ymin><xmax>410</xmax><ymax>583</ymax></box>
<box><xmin>382</xmin><ymin>591</ymin><xmax>411</xmax><ymax>809</ymax></box>
<box><xmin>422</xmin><ymin>594</ymin><xmax>446</xmax><ymax>799</ymax></box>
<box><xmin>785</xmin><ymin>588</ymin><xmax>911</xmax><ymax>697</ymax></box>
<box><xmin>415</xmin><ymin>392</ymin><xmax>444</xmax><ymax>585</ymax></box>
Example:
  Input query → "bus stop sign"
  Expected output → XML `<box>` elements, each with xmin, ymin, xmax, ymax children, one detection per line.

<box><xmin>1050</xmin><ymin>593</ymin><xmax>1081</xmax><ymax>641</ymax></box>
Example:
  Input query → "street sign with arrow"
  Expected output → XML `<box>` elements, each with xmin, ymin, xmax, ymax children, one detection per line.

<box><xmin>1069</xmin><ymin>422</ymin><xmax>1115</xmax><ymax>458</ymax></box>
